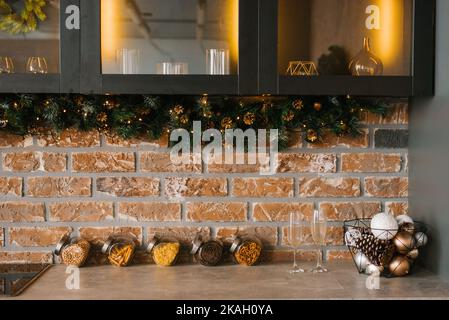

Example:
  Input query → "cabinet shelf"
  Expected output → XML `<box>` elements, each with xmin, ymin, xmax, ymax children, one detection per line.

<box><xmin>278</xmin><ymin>76</ymin><xmax>413</xmax><ymax>97</ymax></box>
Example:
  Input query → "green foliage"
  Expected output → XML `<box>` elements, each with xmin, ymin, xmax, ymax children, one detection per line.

<box><xmin>0</xmin><ymin>0</ymin><xmax>47</xmax><ymax>34</ymax></box>
<box><xmin>0</xmin><ymin>94</ymin><xmax>387</xmax><ymax>150</ymax></box>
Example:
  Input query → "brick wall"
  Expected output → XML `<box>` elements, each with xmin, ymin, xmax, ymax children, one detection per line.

<box><xmin>0</xmin><ymin>101</ymin><xmax>409</xmax><ymax>264</ymax></box>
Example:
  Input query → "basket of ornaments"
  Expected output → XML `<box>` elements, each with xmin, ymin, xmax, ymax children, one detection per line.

<box><xmin>344</xmin><ymin>213</ymin><xmax>428</xmax><ymax>277</ymax></box>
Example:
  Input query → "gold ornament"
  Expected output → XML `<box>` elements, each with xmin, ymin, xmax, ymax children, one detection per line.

<box><xmin>393</xmin><ymin>231</ymin><xmax>416</xmax><ymax>255</ymax></box>
<box><xmin>388</xmin><ymin>255</ymin><xmax>410</xmax><ymax>277</ymax></box>
<box><xmin>173</xmin><ymin>105</ymin><xmax>184</xmax><ymax>115</ymax></box>
<box><xmin>243</xmin><ymin>112</ymin><xmax>256</xmax><ymax>125</ymax></box>
<box><xmin>292</xmin><ymin>99</ymin><xmax>304</xmax><ymax>110</ymax></box>
<box><xmin>221</xmin><ymin>117</ymin><xmax>233</xmax><ymax>129</ymax></box>
<box><xmin>306</xmin><ymin>129</ymin><xmax>318</xmax><ymax>143</ymax></box>
<box><xmin>407</xmin><ymin>248</ymin><xmax>419</xmax><ymax>260</ymax></box>
<box><xmin>0</xmin><ymin>118</ymin><xmax>8</xmax><ymax>128</ymax></box>
<box><xmin>282</xmin><ymin>110</ymin><xmax>295</xmax><ymax>122</ymax></box>
<box><xmin>96</xmin><ymin>112</ymin><xmax>108</xmax><ymax>123</ymax></box>
<box><xmin>286</xmin><ymin>61</ymin><xmax>319</xmax><ymax>76</ymax></box>
<box><xmin>179</xmin><ymin>115</ymin><xmax>189</xmax><ymax>124</ymax></box>
<box><xmin>313</xmin><ymin>102</ymin><xmax>322</xmax><ymax>111</ymax></box>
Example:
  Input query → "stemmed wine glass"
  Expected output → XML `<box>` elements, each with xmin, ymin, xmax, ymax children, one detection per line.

<box><xmin>0</xmin><ymin>56</ymin><xmax>14</xmax><ymax>73</ymax></box>
<box><xmin>288</xmin><ymin>212</ymin><xmax>305</xmax><ymax>273</ymax></box>
<box><xmin>26</xmin><ymin>57</ymin><xmax>48</xmax><ymax>74</ymax></box>
<box><xmin>311</xmin><ymin>210</ymin><xmax>328</xmax><ymax>273</ymax></box>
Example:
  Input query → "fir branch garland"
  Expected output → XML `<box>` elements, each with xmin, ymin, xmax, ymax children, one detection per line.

<box><xmin>0</xmin><ymin>94</ymin><xmax>387</xmax><ymax>150</ymax></box>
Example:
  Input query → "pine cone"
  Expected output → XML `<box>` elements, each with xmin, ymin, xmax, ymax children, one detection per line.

<box><xmin>354</xmin><ymin>233</ymin><xmax>394</xmax><ymax>266</ymax></box>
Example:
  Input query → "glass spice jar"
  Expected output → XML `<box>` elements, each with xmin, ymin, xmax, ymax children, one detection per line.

<box><xmin>54</xmin><ymin>234</ymin><xmax>91</xmax><ymax>267</ymax></box>
<box><xmin>101</xmin><ymin>234</ymin><xmax>137</xmax><ymax>267</ymax></box>
<box><xmin>190</xmin><ymin>234</ymin><xmax>223</xmax><ymax>266</ymax></box>
<box><xmin>146</xmin><ymin>236</ymin><xmax>180</xmax><ymax>266</ymax></box>
<box><xmin>230</xmin><ymin>236</ymin><xmax>263</xmax><ymax>266</ymax></box>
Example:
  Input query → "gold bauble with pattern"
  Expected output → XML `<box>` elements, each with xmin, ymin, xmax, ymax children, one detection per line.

<box><xmin>243</xmin><ymin>112</ymin><xmax>256</xmax><ymax>125</ymax></box>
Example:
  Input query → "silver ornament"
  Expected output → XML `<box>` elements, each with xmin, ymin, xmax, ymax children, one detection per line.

<box><xmin>345</xmin><ymin>228</ymin><xmax>361</xmax><ymax>246</ymax></box>
<box><xmin>354</xmin><ymin>252</ymin><xmax>370</xmax><ymax>271</ymax></box>
<box><xmin>365</xmin><ymin>264</ymin><xmax>383</xmax><ymax>276</ymax></box>
<box><xmin>407</xmin><ymin>248</ymin><xmax>419</xmax><ymax>260</ymax></box>
<box><xmin>415</xmin><ymin>232</ymin><xmax>428</xmax><ymax>247</ymax></box>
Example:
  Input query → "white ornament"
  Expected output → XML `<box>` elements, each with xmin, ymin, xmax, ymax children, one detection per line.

<box><xmin>415</xmin><ymin>232</ymin><xmax>428</xmax><ymax>247</ymax></box>
<box><xmin>354</xmin><ymin>252</ymin><xmax>370</xmax><ymax>271</ymax></box>
<box><xmin>396</xmin><ymin>215</ymin><xmax>414</xmax><ymax>226</ymax></box>
<box><xmin>371</xmin><ymin>212</ymin><xmax>398</xmax><ymax>240</ymax></box>
<box><xmin>345</xmin><ymin>228</ymin><xmax>362</xmax><ymax>247</ymax></box>
<box><xmin>365</xmin><ymin>264</ymin><xmax>383</xmax><ymax>275</ymax></box>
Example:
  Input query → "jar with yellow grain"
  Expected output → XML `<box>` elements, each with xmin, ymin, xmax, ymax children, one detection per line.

<box><xmin>146</xmin><ymin>236</ymin><xmax>180</xmax><ymax>266</ymax></box>
<box><xmin>54</xmin><ymin>234</ymin><xmax>91</xmax><ymax>267</ymax></box>
<box><xmin>190</xmin><ymin>234</ymin><xmax>223</xmax><ymax>266</ymax></box>
<box><xmin>230</xmin><ymin>236</ymin><xmax>263</xmax><ymax>266</ymax></box>
<box><xmin>102</xmin><ymin>234</ymin><xmax>137</xmax><ymax>267</ymax></box>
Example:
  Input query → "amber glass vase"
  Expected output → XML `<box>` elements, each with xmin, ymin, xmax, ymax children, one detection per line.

<box><xmin>349</xmin><ymin>37</ymin><xmax>383</xmax><ymax>76</ymax></box>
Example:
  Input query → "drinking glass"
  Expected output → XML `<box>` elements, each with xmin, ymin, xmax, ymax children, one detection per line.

<box><xmin>206</xmin><ymin>49</ymin><xmax>230</xmax><ymax>75</ymax></box>
<box><xmin>289</xmin><ymin>212</ymin><xmax>305</xmax><ymax>273</ymax></box>
<box><xmin>26</xmin><ymin>57</ymin><xmax>48</xmax><ymax>74</ymax></box>
<box><xmin>0</xmin><ymin>56</ymin><xmax>14</xmax><ymax>73</ymax></box>
<box><xmin>156</xmin><ymin>62</ymin><xmax>189</xmax><ymax>75</ymax></box>
<box><xmin>116</xmin><ymin>48</ymin><xmax>141</xmax><ymax>74</ymax></box>
<box><xmin>310</xmin><ymin>210</ymin><xmax>328</xmax><ymax>273</ymax></box>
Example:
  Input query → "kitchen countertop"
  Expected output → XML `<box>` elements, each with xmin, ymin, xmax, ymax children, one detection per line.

<box><xmin>4</xmin><ymin>262</ymin><xmax>449</xmax><ymax>300</ymax></box>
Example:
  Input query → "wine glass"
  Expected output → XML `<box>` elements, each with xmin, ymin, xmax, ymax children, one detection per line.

<box><xmin>288</xmin><ymin>212</ymin><xmax>305</xmax><ymax>273</ymax></box>
<box><xmin>26</xmin><ymin>57</ymin><xmax>48</xmax><ymax>74</ymax></box>
<box><xmin>0</xmin><ymin>56</ymin><xmax>14</xmax><ymax>73</ymax></box>
<box><xmin>311</xmin><ymin>210</ymin><xmax>328</xmax><ymax>273</ymax></box>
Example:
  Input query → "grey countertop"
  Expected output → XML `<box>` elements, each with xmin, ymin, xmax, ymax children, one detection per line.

<box><xmin>5</xmin><ymin>262</ymin><xmax>449</xmax><ymax>300</ymax></box>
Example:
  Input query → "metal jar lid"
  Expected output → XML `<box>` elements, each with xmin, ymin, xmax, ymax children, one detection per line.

<box><xmin>229</xmin><ymin>236</ymin><xmax>242</xmax><ymax>254</ymax></box>
<box><xmin>190</xmin><ymin>234</ymin><xmax>203</xmax><ymax>255</ymax></box>
<box><xmin>54</xmin><ymin>234</ymin><xmax>70</xmax><ymax>256</ymax></box>
<box><xmin>145</xmin><ymin>236</ymin><xmax>160</xmax><ymax>253</ymax></box>
<box><xmin>101</xmin><ymin>236</ymin><xmax>114</xmax><ymax>254</ymax></box>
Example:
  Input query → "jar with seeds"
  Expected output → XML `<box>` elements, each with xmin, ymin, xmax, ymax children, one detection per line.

<box><xmin>230</xmin><ymin>236</ymin><xmax>263</xmax><ymax>266</ymax></box>
<box><xmin>190</xmin><ymin>234</ymin><xmax>223</xmax><ymax>266</ymax></box>
<box><xmin>146</xmin><ymin>236</ymin><xmax>180</xmax><ymax>266</ymax></box>
<box><xmin>54</xmin><ymin>234</ymin><xmax>91</xmax><ymax>267</ymax></box>
<box><xmin>102</xmin><ymin>234</ymin><xmax>137</xmax><ymax>267</ymax></box>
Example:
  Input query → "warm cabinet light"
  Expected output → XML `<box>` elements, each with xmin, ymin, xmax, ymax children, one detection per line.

<box><xmin>101</xmin><ymin>0</ymin><xmax>120</xmax><ymax>60</ymax></box>
<box><xmin>376</xmin><ymin>0</ymin><xmax>403</xmax><ymax>70</ymax></box>
<box><xmin>227</xmin><ymin>0</ymin><xmax>239</xmax><ymax>66</ymax></box>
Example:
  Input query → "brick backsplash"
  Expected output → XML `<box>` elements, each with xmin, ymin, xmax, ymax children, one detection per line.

<box><xmin>0</xmin><ymin>101</ymin><xmax>409</xmax><ymax>264</ymax></box>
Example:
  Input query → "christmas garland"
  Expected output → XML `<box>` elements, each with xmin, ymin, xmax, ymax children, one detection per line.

<box><xmin>0</xmin><ymin>94</ymin><xmax>387</xmax><ymax>149</ymax></box>
<box><xmin>0</xmin><ymin>0</ymin><xmax>47</xmax><ymax>34</ymax></box>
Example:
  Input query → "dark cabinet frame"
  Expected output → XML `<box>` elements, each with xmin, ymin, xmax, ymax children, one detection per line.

<box><xmin>0</xmin><ymin>0</ymin><xmax>435</xmax><ymax>96</ymax></box>
<box><xmin>259</xmin><ymin>0</ymin><xmax>436</xmax><ymax>97</ymax></box>
<box><xmin>80</xmin><ymin>0</ymin><xmax>259</xmax><ymax>95</ymax></box>
<box><xmin>0</xmin><ymin>0</ymin><xmax>80</xmax><ymax>94</ymax></box>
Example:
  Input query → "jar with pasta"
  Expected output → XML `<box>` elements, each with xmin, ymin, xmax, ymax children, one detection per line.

<box><xmin>146</xmin><ymin>236</ymin><xmax>180</xmax><ymax>266</ymax></box>
<box><xmin>101</xmin><ymin>234</ymin><xmax>137</xmax><ymax>267</ymax></box>
<box><xmin>230</xmin><ymin>236</ymin><xmax>263</xmax><ymax>266</ymax></box>
<box><xmin>190</xmin><ymin>234</ymin><xmax>223</xmax><ymax>266</ymax></box>
<box><xmin>54</xmin><ymin>234</ymin><xmax>91</xmax><ymax>267</ymax></box>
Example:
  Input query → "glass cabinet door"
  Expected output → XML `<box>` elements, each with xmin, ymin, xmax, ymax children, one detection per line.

<box><xmin>0</xmin><ymin>1</ymin><xmax>60</xmax><ymax>75</ymax></box>
<box><xmin>101</xmin><ymin>0</ymin><xmax>238</xmax><ymax>76</ymax></box>
<box><xmin>278</xmin><ymin>0</ymin><xmax>413</xmax><ymax>77</ymax></box>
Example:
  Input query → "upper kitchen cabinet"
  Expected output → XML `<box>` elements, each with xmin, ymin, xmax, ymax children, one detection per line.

<box><xmin>81</xmin><ymin>0</ymin><xmax>258</xmax><ymax>95</ymax></box>
<box><xmin>259</xmin><ymin>0</ymin><xmax>435</xmax><ymax>96</ymax></box>
<box><xmin>0</xmin><ymin>0</ymin><xmax>81</xmax><ymax>93</ymax></box>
